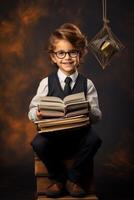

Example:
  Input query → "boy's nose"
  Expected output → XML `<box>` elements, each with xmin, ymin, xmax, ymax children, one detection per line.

<box><xmin>65</xmin><ymin>52</ymin><xmax>71</xmax><ymax>59</ymax></box>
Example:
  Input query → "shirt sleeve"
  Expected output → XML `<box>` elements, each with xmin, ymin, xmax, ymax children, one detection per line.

<box><xmin>28</xmin><ymin>77</ymin><xmax>48</xmax><ymax>122</ymax></box>
<box><xmin>86</xmin><ymin>79</ymin><xmax>102</xmax><ymax>124</ymax></box>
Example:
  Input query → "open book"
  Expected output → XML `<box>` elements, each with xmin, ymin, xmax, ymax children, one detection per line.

<box><xmin>35</xmin><ymin>115</ymin><xmax>90</xmax><ymax>132</ymax></box>
<box><xmin>38</xmin><ymin>92</ymin><xmax>89</xmax><ymax>118</ymax></box>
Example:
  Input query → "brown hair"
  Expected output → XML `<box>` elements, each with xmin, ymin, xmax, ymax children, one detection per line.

<box><xmin>47</xmin><ymin>23</ymin><xmax>88</xmax><ymax>59</ymax></box>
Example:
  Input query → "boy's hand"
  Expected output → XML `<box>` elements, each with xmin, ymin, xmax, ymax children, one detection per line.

<box><xmin>36</xmin><ymin>110</ymin><xmax>43</xmax><ymax>119</ymax></box>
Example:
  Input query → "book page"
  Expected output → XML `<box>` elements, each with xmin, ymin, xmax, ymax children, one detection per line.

<box><xmin>35</xmin><ymin>115</ymin><xmax>89</xmax><ymax>124</ymax></box>
<box><xmin>39</xmin><ymin>102</ymin><xmax>64</xmax><ymax>111</ymax></box>
<box><xmin>39</xmin><ymin>116</ymin><xmax>89</xmax><ymax>127</ymax></box>
<box><xmin>38</xmin><ymin>96</ymin><xmax>65</xmax><ymax>113</ymax></box>
<box><xmin>65</xmin><ymin>101</ymin><xmax>89</xmax><ymax>112</ymax></box>
<box><xmin>35</xmin><ymin>115</ymin><xmax>90</xmax><ymax>132</ymax></box>
<box><xmin>39</xmin><ymin>96</ymin><xmax>63</xmax><ymax>103</ymax></box>
<box><xmin>38</xmin><ymin>121</ymin><xmax>89</xmax><ymax>132</ymax></box>
<box><xmin>63</xmin><ymin>92</ymin><xmax>86</xmax><ymax>105</ymax></box>
<box><xmin>40</xmin><ymin>110</ymin><xmax>64</xmax><ymax>117</ymax></box>
<box><xmin>66</xmin><ymin>108</ymin><xmax>89</xmax><ymax>117</ymax></box>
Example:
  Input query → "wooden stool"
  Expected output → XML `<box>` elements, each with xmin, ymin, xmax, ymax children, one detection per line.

<box><xmin>34</xmin><ymin>155</ymin><xmax>98</xmax><ymax>200</ymax></box>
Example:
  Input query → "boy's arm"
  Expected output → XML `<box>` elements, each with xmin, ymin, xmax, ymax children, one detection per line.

<box><xmin>86</xmin><ymin>79</ymin><xmax>102</xmax><ymax>124</ymax></box>
<box><xmin>28</xmin><ymin>77</ymin><xmax>48</xmax><ymax>122</ymax></box>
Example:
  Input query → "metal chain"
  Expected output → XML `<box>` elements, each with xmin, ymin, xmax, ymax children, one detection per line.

<box><xmin>102</xmin><ymin>0</ymin><xmax>109</xmax><ymax>25</ymax></box>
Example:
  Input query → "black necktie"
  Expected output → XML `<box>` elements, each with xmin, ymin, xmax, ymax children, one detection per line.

<box><xmin>64</xmin><ymin>77</ymin><xmax>72</xmax><ymax>95</ymax></box>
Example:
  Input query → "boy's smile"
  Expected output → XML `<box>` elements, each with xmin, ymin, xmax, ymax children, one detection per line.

<box><xmin>50</xmin><ymin>39</ymin><xmax>80</xmax><ymax>75</ymax></box>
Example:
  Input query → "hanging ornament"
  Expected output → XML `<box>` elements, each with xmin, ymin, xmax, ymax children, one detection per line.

<box><xmin>89</xmin><ymin>0</ymin><xmax>125</xmax><ymax>69</ymax></box>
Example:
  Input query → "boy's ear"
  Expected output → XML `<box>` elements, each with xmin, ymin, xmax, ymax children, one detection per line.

<box><xmin>50</xmin><ymin>53</ymin><xmax>57</xmax><ymax>63</ymax></box>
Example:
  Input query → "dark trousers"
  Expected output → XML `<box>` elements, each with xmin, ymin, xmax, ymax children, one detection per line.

<box><xmin>31</xmin><ymin>126</ymin><xmax>102</xmax><ymax>184</ymax></box>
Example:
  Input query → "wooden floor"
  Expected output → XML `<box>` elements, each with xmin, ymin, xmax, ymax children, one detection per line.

<box><xmin>37</xmin><ymin>194</ymin><xmax>98</xmax><ymax>200</ymax></box>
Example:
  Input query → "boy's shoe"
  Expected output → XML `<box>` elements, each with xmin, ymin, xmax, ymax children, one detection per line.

<box><xmin>45</xmin><ymin>182</ymin><xmax>64</xmax><ymax>197</ymax></box>
<box><xmin>66</xmin><ymin>180</ymin><xmax>86</xmax><ymax>197</ymax></box>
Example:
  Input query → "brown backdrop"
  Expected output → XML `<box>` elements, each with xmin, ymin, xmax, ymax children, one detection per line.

<box><xmin>0</xmin><ymin>0</ymin><xmax>133</xmax><ymax>200</ymax></box>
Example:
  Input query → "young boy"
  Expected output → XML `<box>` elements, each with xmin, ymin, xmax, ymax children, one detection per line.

<box><xmin>28</xmin><ymin>23</ymin><xmax>102</xmax><ymax>197</ymax></box>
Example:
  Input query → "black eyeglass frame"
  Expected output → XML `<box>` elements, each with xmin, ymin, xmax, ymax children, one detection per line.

<box><xmin>50</xmin><ymin>50</ymin><xmax>80</xmax><ymax>59</ymax></box>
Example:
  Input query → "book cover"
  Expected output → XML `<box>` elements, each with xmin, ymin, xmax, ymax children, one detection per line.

<box><xmin>35</xmin><ymin>115</ymin><xmax>90</xmax><ymax>132</ymax></box>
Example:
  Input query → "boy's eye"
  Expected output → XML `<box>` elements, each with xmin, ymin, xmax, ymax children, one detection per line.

<box><xmin>69</xmin><ymin>50</ymin><xmax>79</xmax><ymax>56</ymax></box>
<box><xmin>57</xmin><ymin>51</ymin><xmax>65</xmax><ymax>56</ymax></box>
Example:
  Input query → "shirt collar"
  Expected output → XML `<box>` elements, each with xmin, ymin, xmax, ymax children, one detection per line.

<box><xmin>57</xmin><ymin>69</ymin><xmax>78</xmax><ymax>83</ymax></box>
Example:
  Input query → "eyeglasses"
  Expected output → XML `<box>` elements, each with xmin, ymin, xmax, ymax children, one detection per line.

<box><xmin>51</xmin><ymin>50</ymin><xmax>80</xmax><ymax>59</ymax></box>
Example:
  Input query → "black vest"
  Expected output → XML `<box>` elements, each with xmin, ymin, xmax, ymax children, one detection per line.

<box><xmin>47</xmin><ymin>72</ymin><xmax>87</xmax><ymax>99</ymax></box>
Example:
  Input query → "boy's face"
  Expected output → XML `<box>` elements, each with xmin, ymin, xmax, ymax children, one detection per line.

<box><xmin>50</xmin><ymin>39</ymin><xmax>80</xmax><ymax>75</ymax></box>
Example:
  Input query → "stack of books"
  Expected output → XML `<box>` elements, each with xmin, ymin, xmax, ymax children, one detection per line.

<box><xmin>35</xmin><ymin>92</ymin><xmax>90</xmax><ymax>132</ymax></box>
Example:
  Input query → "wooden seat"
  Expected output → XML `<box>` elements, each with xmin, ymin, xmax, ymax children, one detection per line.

<box><xmin>35</xmin><ymin>155</ymin><xmax>98</xmax><ymax>200</ymax></box>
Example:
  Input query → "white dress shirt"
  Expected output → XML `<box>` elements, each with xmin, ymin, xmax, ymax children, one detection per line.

<box><xmin>28</xmin><ymin>69</ymin><xmax>102</xmax><ymax>123</ymax></box>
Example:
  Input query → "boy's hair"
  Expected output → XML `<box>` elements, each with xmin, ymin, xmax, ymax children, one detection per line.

<box><xmin>48</xmin><ymin>23</ymin><xmax>88</xmax><ymax>59</ymax></box>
